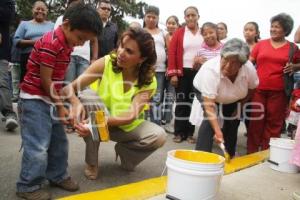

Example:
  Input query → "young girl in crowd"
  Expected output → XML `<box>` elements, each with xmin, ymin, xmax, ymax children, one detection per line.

<box><xmin>243</xmin><ymin>21</ymin><xmax>260</xmax><ymax>51</ymax></box>
<box><xmin>193</xmin><ymin>22</ymin><xmax>223</xmax><ymax>69</ymax></box>
<box><xmin>162</xmin><ymin>15</ymin><xmax>180</xmax><ymax>133</ymax></box>
<box><xmin>242</xmin><ymin>22</ymin><xmax>260</xmax><ymax>132</ymax></box>
<box><xmin>165</xmin><ymin>15</ymin><xmax>180</xmax><ymax>49</ymax></box>
<box><xmin>143</xmin><ymin>5</ymin><xmax>167</xmax><ymax>126</ymax></box>
<box><xmin>190</xmin><ymin>22</ymin><xmax>223</xmax><ymax>127</ymax></box>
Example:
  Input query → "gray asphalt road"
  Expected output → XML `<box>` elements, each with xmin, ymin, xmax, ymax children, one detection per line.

<box><xmin>0</xmin><ymin>115</ymin><xmax>249</xmax><ymax>200</ymax></box>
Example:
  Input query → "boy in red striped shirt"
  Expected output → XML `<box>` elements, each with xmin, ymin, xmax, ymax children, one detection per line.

<box><xmin>16</xmin><ymin>3</ymin><xmax>102</xmax><ymax>200</ymax></box>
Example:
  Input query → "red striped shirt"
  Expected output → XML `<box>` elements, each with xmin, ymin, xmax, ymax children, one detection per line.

<box><xmin>20</xmin><ymin>26</ymin><xmax>73</xmax><ymax>97</ymax></box>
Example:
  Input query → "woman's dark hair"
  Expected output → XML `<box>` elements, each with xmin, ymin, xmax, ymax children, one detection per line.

<box><xmin>166</xmin><ymin>15</ymin><xmax>179</xmax><ymax>26</ymax></box>
<box><xmin>67</xmin><ymin>0</ymin><xmax>83</xmax><ymax>7</ymax></box>
<box><xmin>245</xmin><ymin>21</ymin><xmax>260</xmax><ymax>42</ymax></box>
<box><xmin>110</xmin><ymin>27</ymin><xmax>157</xmax><ymax>88</ymax></box>
<box><xmin>217</xmin><ymin>22</ymin><xmax>227</xmax><ymax>31</ymax></box>
<box><xmin>184</xmin><ymin>6</ymin><xmax>199</xmax><ymax>16</ymax></box>
<box><xmin>270</xmin><ymin>13</ymin><xmax>294</xmax><ymax>36</ymax></box>
<box><xmin>143</xmin><ymin>5</ymin><xmax>160</xmax><ymax>28</ymax></box>
<box><xmin>63</xmin><ymin>3</ymin><xmax>102</xmax><ymax>35</ymax></box>
<box><xmin>201</xmin><ymin>22</ymin><xmax>218</xmax><ymax>35</ymax></box>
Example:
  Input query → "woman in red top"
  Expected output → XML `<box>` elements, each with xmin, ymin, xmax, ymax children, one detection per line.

<box><xmin>167</xmin><ymin>6</ymin><xmax>203</xmax><ymax>143</ymax></box>
<box><xmin>247</xmin><ymin>13</ymin><xmax>300</xmax><ymax>153</ymax></box>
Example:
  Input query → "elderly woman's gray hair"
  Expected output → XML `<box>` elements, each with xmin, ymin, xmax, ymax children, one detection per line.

<box><xmin>270</xmin><ymin>13</ymin><xmax>294</xmax><ymax>36</ymax></box>
<box><xmin>220</xmin><ymin>38</ymin><xmax>250</xmax><ymax>64</ymax></box>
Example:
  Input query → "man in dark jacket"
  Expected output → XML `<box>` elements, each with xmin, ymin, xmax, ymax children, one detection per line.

<box><xmin>0</xmin><ymin>0</ymin><xmax>18</xmax><ymax>131</ymax></box>
<box><xmin>97</xmin><ymin>0</ymin><xmax>118</xmax><ymax>58</ymax></box>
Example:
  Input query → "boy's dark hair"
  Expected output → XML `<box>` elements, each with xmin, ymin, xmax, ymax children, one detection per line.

<box><xmin>63</xmin><ymin>3</ymin><xmax>102</xmax><ymax>35</ymax></box>
<box><xmin>100</xmin><ymin>0</ymin><xmax>111</xmax><ymax>4</ymax></box>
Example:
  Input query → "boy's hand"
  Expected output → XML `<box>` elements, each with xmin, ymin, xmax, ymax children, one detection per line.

<box><xmin>57</xmin><ymin>106</ymin><xmax>71</xmax><ymax>125</ymax></box>
<box><xmin>69</xmin><ymin>100</ymin><xmax>86</xmax><ymax>126</ymax></box>
<box><xmin>74</xmin><ymin>121</ymin><xmax>91</xmax><ymax>137</ymax></box>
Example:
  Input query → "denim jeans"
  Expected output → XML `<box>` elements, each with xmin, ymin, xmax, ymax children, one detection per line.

<box><xmin>294</xmin><ymin>72</ymin><xmax>300</xmax><ymax>88</ymax></box>
<box><xmin>11</xmin><ymin>63</ymin><xmax>20</xmax><ymax>99</ymax></box>
<box><xmin>64</xmin><ymin>55</ymin><xmax>89</xmax><ymax>84</ymax></box>
<box><xmin>163</xmin><ymin>79</ymin><xmax>175</xmax><ymax>123</ymax></box>
<box><xmin>16</xmin><ymin>99</ymin><xmax>69</xmax><ymax>192</ymax></box>
<box><xmin>0</xmin><ymin>59</ymin><xmax>15</xmax><ymax>117</ymax></box>
<box><xmin>150</xmin><ymin>72</ymin><xmax>166</xmax><ymax>124</ymax></box>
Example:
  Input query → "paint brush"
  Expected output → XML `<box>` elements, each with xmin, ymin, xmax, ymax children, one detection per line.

<box><xmin>219</xmin><ymin>142</ymin><xmax>230</xmax><ymax>163</ymax></box>
<box><xmin>85</xmin><ymin>110</ymin><xmax>109</xmax><ymax>142</ymax></box>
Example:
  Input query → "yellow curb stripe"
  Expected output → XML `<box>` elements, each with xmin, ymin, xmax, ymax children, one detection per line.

<box><xmin>58</xmin><ymin>150</ymin><xmax>269</xmax><ymax>200</ymax></box>
<box><xmin>224</xmin><ymin>150</ymin><xmax>269</xmax><ymax>174</ymax></box>
<box><xmin>58</xmin><ymin>176</ymin><xmax>167</xmax><ymax>200</ymax></box>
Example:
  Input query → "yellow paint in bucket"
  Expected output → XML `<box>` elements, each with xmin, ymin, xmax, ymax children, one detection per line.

<box><xmin>174</xmin><ymin>150</ymin><xmax>224</xmax><ymax>164</ymax></box>
<box><xmin>167</xmin><ymin>150</ymin><xmax>224</xmax><ymax>200</ymax></box>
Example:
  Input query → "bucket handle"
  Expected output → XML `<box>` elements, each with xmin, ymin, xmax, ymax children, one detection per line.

<box><xmin>267</xmin><ymin>159</ymin><xmax>279</xmax><ymax>166</ymax></box>
<box><xmin>166</xmin><ymin>194</ymin><xmax>181</xmax><ymax>200</ymax></box>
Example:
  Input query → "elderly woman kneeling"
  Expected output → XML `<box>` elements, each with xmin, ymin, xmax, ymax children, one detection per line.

<box><xmin>192</xmin><ymin>38</ymin><xmax>259</xmax><ymax>157</ymax></box>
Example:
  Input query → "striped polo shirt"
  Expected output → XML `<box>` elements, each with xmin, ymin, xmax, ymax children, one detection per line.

<box><xmin>20</xmin><ymin>26</ymin><xmax>73</xmax><ymax>97</ymax></box>
<box><xmin>196</xmin><ymin>42</ymin><xmax>223</xmax><ymax>60</ymax></box>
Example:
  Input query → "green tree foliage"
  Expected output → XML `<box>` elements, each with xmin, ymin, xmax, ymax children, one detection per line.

<box><xmin>15</xmin><ymin>0</ymin><xmax>147</xmax><ymax>33</ymax></box>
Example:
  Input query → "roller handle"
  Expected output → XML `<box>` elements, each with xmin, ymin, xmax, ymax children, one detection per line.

<box><xmin>267</xmin><ymin>159</ymin><xmax>279</xmax><ymax>166</ymax></box>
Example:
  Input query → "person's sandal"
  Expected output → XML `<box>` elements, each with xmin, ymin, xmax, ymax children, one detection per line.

<box><xmin>173</xmin><ymin>135</ymin><xmax>183</xmax><ymax>143</ymax></box>
<box><xmin>187</xmin><ymin>136</ymin><xmax>196</xmax><ymax>144</ymax></box>
<box><xmin>293</xmin><ymin>191</ymin><xmax>300</xmax><ymax>200</ymax></box>
<box><xmin>84</xmin><ymin>164</ymin><xmax>98</xmax><ymax>180</ymax></box>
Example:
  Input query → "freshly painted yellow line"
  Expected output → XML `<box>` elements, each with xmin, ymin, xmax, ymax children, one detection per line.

<box><xmin>58</xmin><ymin>176</ymin><xmax>167</xmax><ymax>200</ymax></box>
<box><xmin>224</xmin><ymin>150</ymin><xmax>269</xmax><ymax>174</ymax></box>
<box><xmin>58</xmin><ymin>150</ymin><xmax>269</xmax><ymax>200</ymax></box>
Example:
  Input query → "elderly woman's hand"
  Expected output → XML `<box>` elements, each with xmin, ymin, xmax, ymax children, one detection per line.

<box><xmin>214</xmin><ymin>130</ymin><xmax>224</xmax><ymax>144</ymax></box>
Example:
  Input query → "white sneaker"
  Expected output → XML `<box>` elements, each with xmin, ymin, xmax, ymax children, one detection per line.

<box><xmin>163</xmin><ymin>123</ymin><xmax>174</xmax><ymax>133</ymax></box>
<box><xmin>5</xmin><ymin>116</ymin><xmax>18</xmax><ymax>131</ymax></box>
<box><xmin>293</xmin><ymin>192</ymin><xmax>300</xmax><ymax>200</ymax></box>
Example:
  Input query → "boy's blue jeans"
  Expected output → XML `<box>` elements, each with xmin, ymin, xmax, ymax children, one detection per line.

<box><xmin>16</xmin><ymin>99</ymin><xmax>69</xmax><ymax>192</ymax></box>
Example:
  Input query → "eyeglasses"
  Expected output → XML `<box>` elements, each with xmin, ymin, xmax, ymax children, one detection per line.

<box><xmin>100</xmin><ymin>7</ymin><xmax>111</xmax><ymax>11</ymax></box>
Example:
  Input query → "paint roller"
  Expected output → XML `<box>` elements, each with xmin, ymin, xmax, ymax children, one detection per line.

<box><xmin>84</xmin><ymin>110</ymin><xmax>110</xmax><ymax>142</ymax></box>
<box><xmin>219</xmin><ymin>142</ymin><xmax>230</xmax><ymax>163</ymax></box>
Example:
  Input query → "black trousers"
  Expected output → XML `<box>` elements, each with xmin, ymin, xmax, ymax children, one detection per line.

<box><xmin>195</xmin><ymin>93</ymin><xmax>240</xmax><ymax>157</ymax></box>
<box><xmin>174</xmin><ymin>68</ymin><xmax>197</xmax><ymax>139</ymax></box>
<box><xmin>20</xmin><ymin>53</ymin><xmax>30</xmax><ymax>82</ymax></box>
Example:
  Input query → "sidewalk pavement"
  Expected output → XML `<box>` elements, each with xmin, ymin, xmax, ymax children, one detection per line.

<box><xmin>149</xmin><ymin>162</ymin><xmax>300</xmax><ymax>200</ymax></box>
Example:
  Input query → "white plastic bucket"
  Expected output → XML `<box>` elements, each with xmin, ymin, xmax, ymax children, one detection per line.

<box><xmin>166</xmin><ymin>150</ymin><xmax>225</xmax><ymax>200</ymax></box>
<box><xmin>268</xmin><ymin>138</ymin><xmax>299</xmax><ymax>173</ymax></box>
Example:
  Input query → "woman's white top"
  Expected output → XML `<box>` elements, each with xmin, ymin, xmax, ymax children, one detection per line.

<box><xmin>152</xmin><ymin>30</ymin><xmax>167</xmax><ymax>72</ymax></box>
<box><xmin>189</xmin><ymin>56</ymin><xmax>259</xmax><ymax>125</ymax></box>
